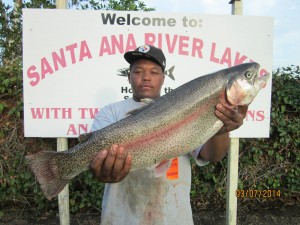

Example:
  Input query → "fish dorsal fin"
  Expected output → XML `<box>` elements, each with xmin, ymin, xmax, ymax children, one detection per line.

<box><xmin>78</xmin><ymin>132</ymin><xmax>92</xmax><ymax>143</ymax></box>
<box><xmin>126</xmin><ymin>98</ymin><xmax>155</xmax><ymax>116</ymax></box>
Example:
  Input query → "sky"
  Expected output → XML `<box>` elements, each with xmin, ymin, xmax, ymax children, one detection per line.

<box><xmin>143</xmin><ymin>0</ymin><xmax>299</xmax><ymax>69</ymax></box>
<box><xmin>3</xmin><ymin>0</ymin><xmax>299</xmax><ymax>69</ymax></box>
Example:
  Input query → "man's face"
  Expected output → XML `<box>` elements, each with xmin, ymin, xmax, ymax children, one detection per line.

<box><xmin>128</xmin><ymin>59</ymin><xmax>165</xmax><ymax>101</ymax></box>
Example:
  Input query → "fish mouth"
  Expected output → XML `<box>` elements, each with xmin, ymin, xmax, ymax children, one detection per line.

<box><xmin>256</xmin><ymin>71</ymin><xmax>270</xmax><ymax>89</ymax></box>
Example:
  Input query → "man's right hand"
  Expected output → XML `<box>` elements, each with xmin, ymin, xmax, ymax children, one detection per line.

<box><xmin>90</xmin><ymin>144</ymin><xmax>132</xmax><ymax>183</ymax></box>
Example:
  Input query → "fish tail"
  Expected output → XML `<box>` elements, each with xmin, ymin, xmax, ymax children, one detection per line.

<box><xmin>26</xmin><ymin>151</ymin><xmax>69</xmax><ymax>200</ymax></box>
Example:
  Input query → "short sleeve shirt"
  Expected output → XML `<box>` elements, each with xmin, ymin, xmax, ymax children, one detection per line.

<box><xmin>91</xmin><ymin>98</ymin><xmax>208</xmax><ymax>225</ymax></box>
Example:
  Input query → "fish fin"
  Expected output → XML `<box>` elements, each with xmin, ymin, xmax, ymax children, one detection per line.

<box><xmin>154</xmin><ymin>160</ymin><xmax>172</xmax><ymax>177</ymax></box>
<box><xmin>26</xmin><ymin>151</ymin><xmax>70</xmax><ymax>200</ymax></box>
<box><xmin>126</xmin><ymin>99</ymin><xmax>155</xmax><ymax>116</ymax></box>
<box><xmin>78</xmin><ymin>132</ymin><xmax>92</xmax><ymax>143</ymax></box>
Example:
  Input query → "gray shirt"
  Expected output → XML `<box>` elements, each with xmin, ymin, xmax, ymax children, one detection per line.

<box><xmin>91</xmin><ymin>98</ymin><xmax>208</xmax><ymax>225</ymax></box>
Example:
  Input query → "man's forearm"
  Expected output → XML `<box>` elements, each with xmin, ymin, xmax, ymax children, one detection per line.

<box><xmin>198</xmin><ymin>132</ymin><xmax>230</xmax><ymax>162</ymax></box>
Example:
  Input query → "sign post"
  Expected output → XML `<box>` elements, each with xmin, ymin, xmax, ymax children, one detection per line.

<box><xmin>56</xmin><ymin>1</ymin><xmax>70</xmax><ymax>225</ymax></box>
<box><xmin>57</xmin><ymin>138</ymin><xmax>70</xmax><ymax>225</ymax></box>
<box><xmin>226</xmin><ymin>2</ymin><xmax>243</xmax><ymax>225</ymax></box>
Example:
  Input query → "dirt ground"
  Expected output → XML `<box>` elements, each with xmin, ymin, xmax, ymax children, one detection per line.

<box><xmin>1</xmin><ymin>205</ymin><xmax>299</xmax><ymax>225</ymax></box>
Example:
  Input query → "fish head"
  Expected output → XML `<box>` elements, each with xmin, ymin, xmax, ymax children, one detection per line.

<box><xmin>226</xmin><ymin>62</ymin><xmax>270</xmax><ymax>106</ymax></box>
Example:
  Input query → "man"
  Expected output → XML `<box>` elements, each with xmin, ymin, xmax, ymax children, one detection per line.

<box><xmin>90</xmin><ymin>45</ymin><xmax>248</xmax><ymax>225</ymax></box>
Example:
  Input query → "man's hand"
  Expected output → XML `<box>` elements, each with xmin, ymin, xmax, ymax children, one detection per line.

<box><xmin>90</xmin><ymin>144</ymin><xmax>132</xmax><ymax>183</ymax></box>
<box><xmin>199</xmin><ymin>103</ymin><xmax>248</xmax><ymax>162</ymax></box>
<box><xmin>215</xmin><ymin>103</ymin><xmax>248</xmax><ymax>134</ymax></box>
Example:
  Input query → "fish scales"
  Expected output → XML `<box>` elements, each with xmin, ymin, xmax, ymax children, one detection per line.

<box><xmin>125</xmin><ymin>75</ymin><xmax>224</xmax><ymax>166</ymax></box>
<box><xmin>26</xmin><ymin>62</ymin><xmax>269</xmax><ymax>200</ymax></box>
<box><xmin>83</xmin><ymin>74</ymin><xmax>222</xmax><ymax>168</ymax></box>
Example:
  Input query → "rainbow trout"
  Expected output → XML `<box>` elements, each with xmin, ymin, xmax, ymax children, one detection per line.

<box><xmin>26</xmin><ymin>62</ymin><xmax>269</xmax><ymax>200</ymax></box>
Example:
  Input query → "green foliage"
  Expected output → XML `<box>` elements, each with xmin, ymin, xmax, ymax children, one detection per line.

<box><xmin>106</xmin><ymin>0</ymin><xmax>154</xmax><ymax>11</ymax></box>
<box><xmin>0</xmin><ymin>3</ymin><xmax>22</xmax><ymax>66</ymax></box>
<box><xmin>0</xmin><ymin>60</ymin><xmax>23</xmax><ymax>118</ymax></box>
<box><xmin>23</xmin><ymin>0</ymin><xmax>56</xmax><ymax>9</ymax></box>
<box><xmin>0</xmin><ymin>2</ymin><xmax>23</xmax><ymax>119</ymax></box>
<box><xmin>69</xmin><ymin>171</ymin><xmax>105</xmax><ymax>212</ymax></box>
<box><xmin>67</xmin><ymin>0</ymin><xmax>154</xmax><ymax>11</ymax></box>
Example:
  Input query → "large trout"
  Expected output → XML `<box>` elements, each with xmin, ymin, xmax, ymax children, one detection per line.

<box><xmin>26</xmin><ymin>62</ymin><xmax>269</xmax><ymax>200</ymax></box>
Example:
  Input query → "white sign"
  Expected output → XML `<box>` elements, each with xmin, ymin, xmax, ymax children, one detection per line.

<box><xmin>23</xmin><ymin>9</ymin><xmax>273</xmax><ymax>138</ymax></box>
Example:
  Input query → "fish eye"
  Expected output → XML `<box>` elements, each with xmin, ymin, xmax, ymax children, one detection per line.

<box><xmin>244</xmin><ymin>71</ymin><xmax>252</xmax><ymax>78</ymax></box>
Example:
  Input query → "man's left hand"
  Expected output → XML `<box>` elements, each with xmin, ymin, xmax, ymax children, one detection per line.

<box><xmin>215</xmin><ymin>103</ymin><xmax>248</xmax><ymax>134</ymax></box>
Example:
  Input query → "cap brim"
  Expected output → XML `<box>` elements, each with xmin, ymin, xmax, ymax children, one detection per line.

<box><xmin>124</xmin><ymin>51</ymin><xmax>163</xmax><ymax>70</ymax></box>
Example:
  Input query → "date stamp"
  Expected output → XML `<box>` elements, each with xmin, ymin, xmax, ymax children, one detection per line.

<box><xmin>236</xmin><ymin>189</ymin><xmax>281</xmax><ymax>198</ymax></box>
